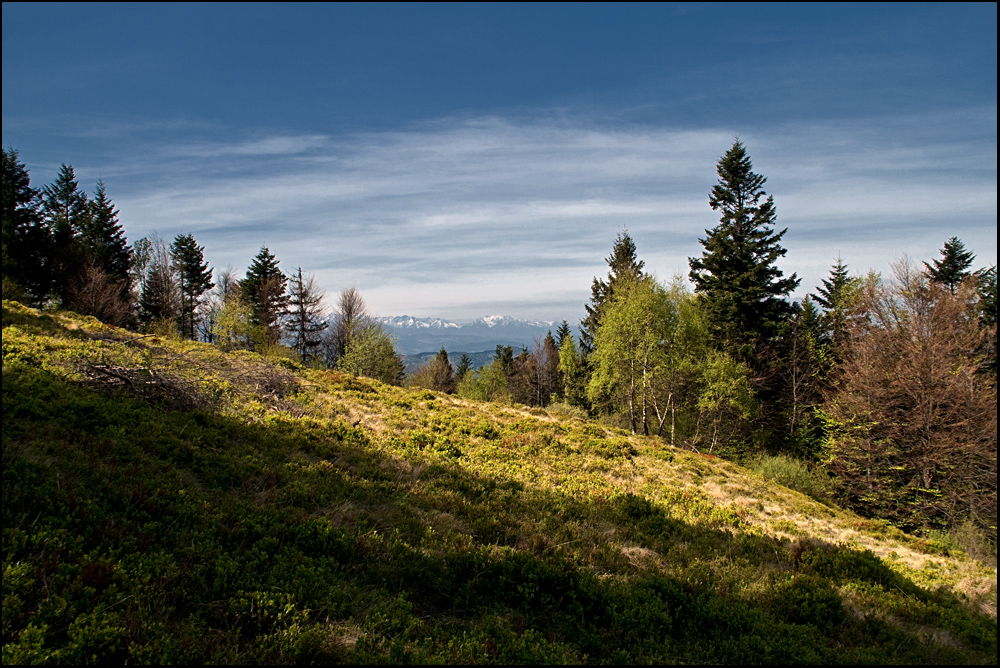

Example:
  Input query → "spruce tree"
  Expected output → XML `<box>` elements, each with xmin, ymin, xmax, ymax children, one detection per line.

<box><xmin>924</xmin><ymin>237</ymin><xmax>975</xmax><ymax>294</ymax></box>
<box><xmin>811</xmin><ymin>255</ymin><xmax>860</xmax><ymax>350</ymax></box>
<box><xmin>688</xmin><ymin>140</ymin><xmax>799</xmax><ymax>363</ymax></box>
<box><xmin>40</xmin><ymin>164</ymin><xmax>91</xmax><ymax>303</ymax></box>
<box><xmin>555</xmin><ymin>320</ymin><xmax>572</xmax><ymax>346</ymax></box>
<box><xmin>2</xmin><ymin>149</ymin><xmax>51</xmax><ymax>303</ymax></box>
<box><xmin>170</xmin><ymin>234</ymin><xmax>214</xmax><ymax>339</ymax></box>
<box><xmin>456</xmin><ymin>353</ymin><xmax>473</xmax><ymax>381</ymax></box>
<box><xmin>580</xmin><ymin>231</ymin><xmax>644</xmax><ymax>355</ymax></box>
<box><xmin>85</xmin><ymin>180</ymin><xmax>132</xmax><ymax>285</ymax></box>
<box><xmin>242</xmin><ymin>246</ymin><xmax>288</xmax><ymax>345</ymax></box>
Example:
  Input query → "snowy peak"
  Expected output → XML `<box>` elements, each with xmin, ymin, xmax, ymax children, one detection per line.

<box><xmin>380</xmin><ymin>315</ymin><xmax>461</xmax><ymax>330</ymax></box>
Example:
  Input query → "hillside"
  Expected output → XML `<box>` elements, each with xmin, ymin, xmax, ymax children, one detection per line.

<box><xmin>2</xmin><ymin>300</ymin><xmax>996</xmax><ymax>664</ymax></box>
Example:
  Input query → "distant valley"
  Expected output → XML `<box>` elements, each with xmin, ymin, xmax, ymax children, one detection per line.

<box><xmin>379</xmin><ymin>315</ymin><xmax>558</xmax><ymax>356</ymax></box>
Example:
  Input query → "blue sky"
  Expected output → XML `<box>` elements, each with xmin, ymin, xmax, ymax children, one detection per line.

<box><xmin>3</xmin><ymin>3</ymin><xmax>996</xmax><ymax>322</ymax></box>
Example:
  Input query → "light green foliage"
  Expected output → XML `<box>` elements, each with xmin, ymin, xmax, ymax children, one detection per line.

<box><xmin>212</xmin><ymin>296</ymin><xmax>263</xmax><ymax>351</ymax></box>
<box><xmin>588</xmin><ymin>275</ymin><xmax>675</xmax><ymax>433</ymax></box>
<box><xmin>695</xmin><ymin>350</ymin><xmax>755</xmax><ymax>452</ymax></box>
<box><xmin>456</xmin><ymin>359</ymin><xmax>510</xmax><ymax>403</ymax></box>
<box><xmin>337</xmin><ymin>321</ymin><xmax>405</xmax><ymax>385</ymax></box>
<box><xmin>2</xmin><ymin>301</ymin><xmax>995</xmax><ymax>665</ymax></box>
<box><xmin>753</xmin><ymin>454</ymin><xmax>833</xmax><ymax>504</ymax></box>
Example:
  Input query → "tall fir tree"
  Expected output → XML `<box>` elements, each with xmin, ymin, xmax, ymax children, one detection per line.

<box><xmin>170</xmin><ymin>234</ymin><xmax>214</xmax><ymax>339</ymax></box>
<box><xmin>286</xmin><ymin>268</ymin><xmax>328</xmax><ymax>363</ymax></box>
<box><xmin>242</xmin><ymin>246</ymin><xmax>289</xmax><ymax>345</ymax></box>
<box><xmin>688</xmin><ymin>140</ymin><xmax>799</xmax><ymax>364</ymax></box>
<box><xmin>40</xmin><ymin>164</ymin><xmax>91</xmax><ymax>303</ymax></box>
<box><xmin>924</xmin><ymin>237</ymin><xmax>976</xmax><ymax>294</ymax></box>
<box><xmin>580</xmin><ymin>231</ymin><xmax>644</xmax><ymax>355</ymax></box>
<box><xmin>84</xmin><ymin>180</ymin><xmax>132</xmax><ymax>285</ymax></box>
<box><xmin>2</xmin><ymin>148</ymin><xmax>51</xmax><ymax>303</ymax></box>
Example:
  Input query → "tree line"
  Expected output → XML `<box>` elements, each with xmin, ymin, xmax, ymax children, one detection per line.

<box><xmin>3</xmin><ymin>143</ymin><xmax>995</xmax><ymax>541</ymax></box>
<box><xmin>416</xmin><ymin>140</ymin><xmax>996</xmax><ymax>541</ymax></box>
<box><xmin>2</xmin><ymin>148</ymin><xmax>405</xmax><ymax>384</ymax></box>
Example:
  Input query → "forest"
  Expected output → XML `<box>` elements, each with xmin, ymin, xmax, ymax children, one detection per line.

<box><xmin>2</xmin><ymin>141</ymin><xmax>997</xmax><ymax>662</ymax></box>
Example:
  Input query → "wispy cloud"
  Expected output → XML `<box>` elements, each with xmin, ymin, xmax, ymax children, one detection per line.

<box><xmin>109</xmin><ymin>110</ymin><xmax>996</xmax><ymax>321</ymax></box>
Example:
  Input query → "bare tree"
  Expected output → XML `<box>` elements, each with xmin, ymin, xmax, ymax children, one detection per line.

<box><xmin>66</xmin><ymin>260</ymin><xmax>133</xmax><ymax>327</ymax></box>
<box><xmin>824</xmin><ymin>259</ymin><xmax>997</xmax><ymax>534</ymax></box>
<box><xmin>322</xmin><ymin>286</ymin><xmax>369</xmax><ymax>366</ymax></box>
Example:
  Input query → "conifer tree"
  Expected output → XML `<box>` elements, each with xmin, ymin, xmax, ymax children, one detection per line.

<box><xmin>555</xmin><ymin>320</ymin><xmax>572</xmax><ymax>346</ymax></box>
<box><xmin>84</xmin><ymin>180</ymin><xmax>132</xmax><ymax>285</ymax></box>
<box><xmin>924</xmin><ymin>237</ymin><xmax>976</xmax><ymax>294</ymax></box>
<box><xmin>688</xmin><ymin>140</ymin><xmax>799</xmax><ymax>363</ymax></box>
<box><xmin>286</xmin><ymin>268</ymin><xmax>328</xmax><ymax>363</ymax></box>
<box><xmin>40</xmin><ymin>164</ymin><xmax>91</xmax><ymax>302</ymax></box>
<box><xmin>580</xmin><ymin>231</ymin><xmax>644</xmax><ymax>355</ymax></box>
<box><xmin>2</xmin><ymin>148</ymin><xmax>51</xmax><ymax>303</ymax></box>
<box><xmin>241</xmin><ymin>246</ymin><xmax>288</xmax><ymax>345</ymax></box>
<box><xmin>456</xmin><ymin>354</ymin><xmax>473</xmax><ymax>381</ymax></box>
<box><xmin>811</xmin><ymin>255</ymin><xmax>861</xmax><ymax>350</ymax></box>
<box><xmin>138</xmin><ymin>235</ymin><xmax>179</xmax><ymax>328</ymax></box>
<box><xmin>170</xmin><ymin>234</ymin><xmax>214</xmax><ymax>339</ymax></box>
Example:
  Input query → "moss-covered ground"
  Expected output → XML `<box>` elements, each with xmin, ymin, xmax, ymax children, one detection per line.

<box><xmin>2</xmin><ymin>301</ymin><xmax>996</xmax><ymax>663</ymax></box>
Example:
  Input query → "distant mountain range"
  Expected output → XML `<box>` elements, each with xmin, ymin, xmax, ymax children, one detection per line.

<box><xmin>380</xmin><ymin>315</ymin><xmax>556</xmax><ymax>356</ymax></box>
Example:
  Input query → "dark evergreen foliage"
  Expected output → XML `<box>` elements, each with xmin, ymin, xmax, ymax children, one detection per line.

<box><xmin>580</xmin><ymin>231</ymin><xmax>644</xmax><ymax>356</ymax></box>
<box><xmin>84</xmin><ymin>180</ymin><xmax>132</xmax><ymax>285</ymax></box>
<box><xmin>170</xmin><ymin>234</ymin><xmax>214</xmax><ymax>339</ymax></box>
<box><xmin>688</xmin><ymin>140</ymin><xmax>799</xmax><ymax>363</ymax></box>
<box><xmin>811</xmin><ymin>255</ymin><xmax>859</xmax><ymax>351</ymax></box>
<box><xmin>456</xmin><ymin>353</ymin><xmax>472</xmax><ymax>381</ymax></box>
<box><xmin>242</xmin><ymin>246</ymin><xmax>289</xmax><ymax>345</ymax></box>
<box><xmin>555</xmin><ymin>320</ymin><xmax>572</xmax><ymax>346</ymax></box>
<box><xmin>1</xmin><ymin>148</ymin><xmax>51</xmax><ymax>303</ymax></box>
<box><xmin>40</xmin><ymin>164</ymin><xmax>91</xmax><ymax>303</ymax></box>
<box><xmin>924</xmin><ymin>237</ymin><xmax>976</xmax><ymax>294</ymax></box>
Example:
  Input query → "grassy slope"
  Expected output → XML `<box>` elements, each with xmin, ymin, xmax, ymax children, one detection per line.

<box><xmin>2</xmin><ymin>300</ymin><xmax>996</xmax><ymax>664</ymax></box>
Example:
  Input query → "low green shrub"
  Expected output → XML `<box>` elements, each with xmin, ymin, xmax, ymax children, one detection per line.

<box><xmin>753</xmin><ymin>454</ymin><xmax>833</xmax><ymax>504</ymax></box>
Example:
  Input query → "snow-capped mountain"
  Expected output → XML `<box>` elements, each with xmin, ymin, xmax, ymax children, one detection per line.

<box><xmin>379</xmin><ymin>315</ymin><xmax>555</xmax><ymax>355</ymax></box>
<box><xmin>380</xmin><ymin>316</ymin><xmax>462</xmax><ymax>330</ymax></box>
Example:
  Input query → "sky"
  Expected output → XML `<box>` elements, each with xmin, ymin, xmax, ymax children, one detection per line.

<box><xmin>3</xmin><ymin>3</ymin><xmax>996</xmax><ymax>323</ymax></box>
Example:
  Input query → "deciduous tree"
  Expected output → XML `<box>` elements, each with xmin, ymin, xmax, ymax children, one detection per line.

<box><xmin>823</xmin><ymin>260</ymin><xmax>997</xmax><ymax>534</ymax></box>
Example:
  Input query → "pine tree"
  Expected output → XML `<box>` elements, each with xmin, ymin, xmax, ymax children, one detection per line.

<box><xmin>924</xmin><ymin>237</ymin><xmax>976</xmax><ymax>294</ymax></box>
<box><xmin>286</xmin><ymin>268</ymin><xmax>328</xmax><ymax>363</ymax></box>
<box><xmin>241</xmin><ymin>246</ymin><xmax>288</xmax><ymax>345</ymax></box>
<box><xmin>84</xmin><ymin>180</ymin><xmax>132</xmax><ymax>285</ymax></box>
<box><xmin>580</xmin><ymin>231</ymin><xmax>644</xmax><ymax>355</ymax></box>
<box><xmin>2</xmin><ymin>148</ymin><xmax>51</xmax><ymax>303</ymax></box>
<box><xmin>170</xmin><ymin>234</ymin><xmax>214</xmax><ymax>339</ymax></box>
<box><xmin>40</xmin><ymin>164</ymin><xmax>91</xmax><ymax>303</ymax></box>
<box><xmin>688</xmin><ymin>140</ymin><xmax>799</xmax><ymax>363</ymax></box>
